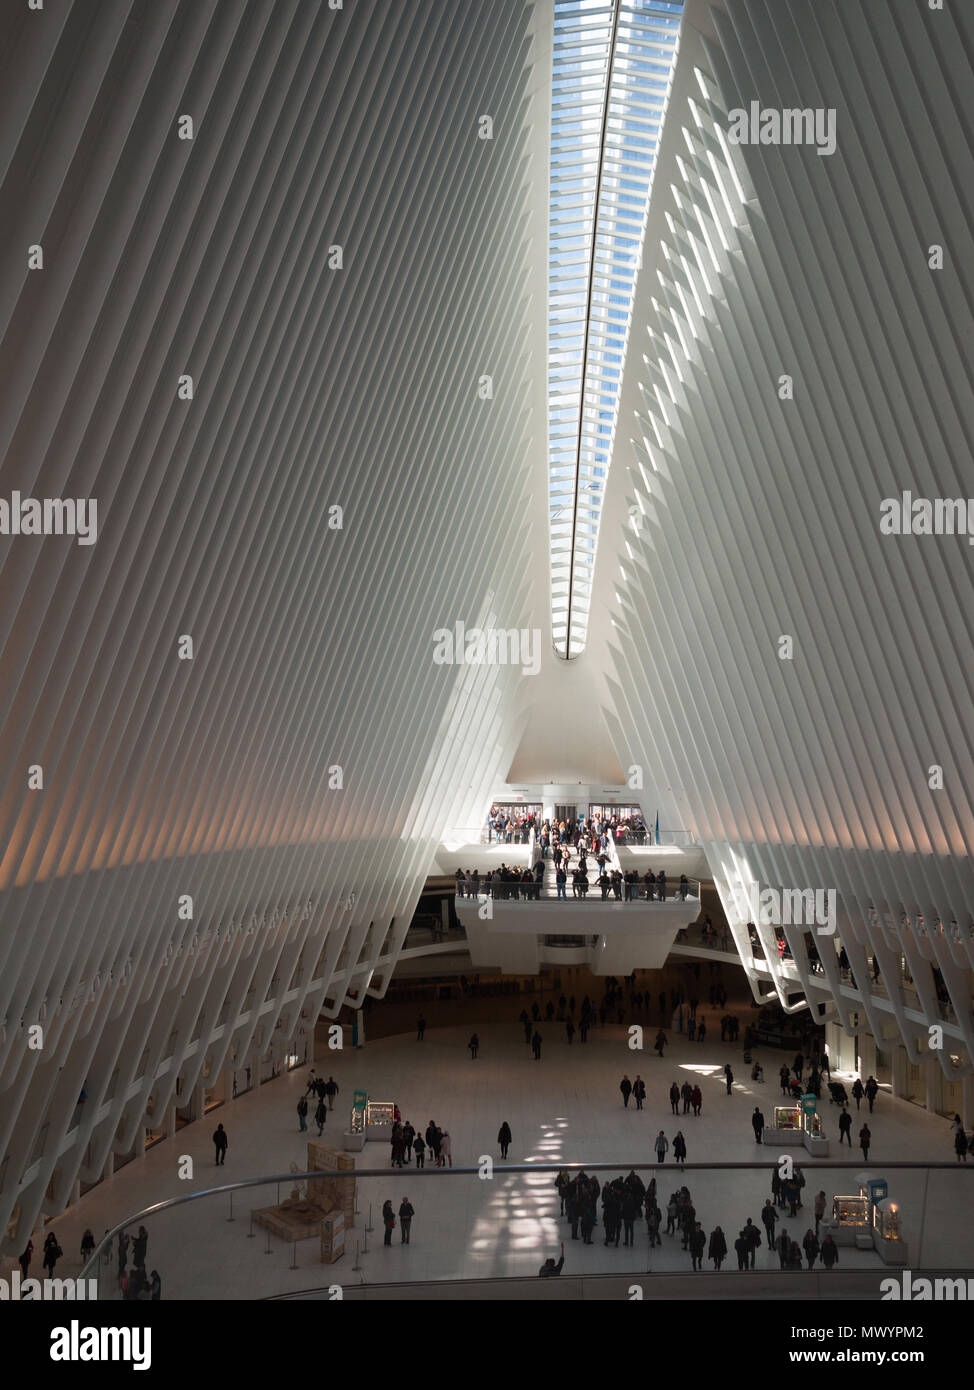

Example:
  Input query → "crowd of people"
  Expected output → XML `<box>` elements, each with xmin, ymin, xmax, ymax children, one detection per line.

<box><xmin>487</xmin><ymin>808</ymin><xmax>650</xmax><ymax>848</ymax></box>
<box><xmin>545</xmin><ymin>1165</ymin><xmax>841</xmax><ymax>1274</ymax></box>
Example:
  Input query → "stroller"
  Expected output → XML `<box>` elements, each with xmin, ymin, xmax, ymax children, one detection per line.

<box><xmin>828</xmin><ymin>1080</ymin><xmax>848</xmax><ymax>1105</ymax></box>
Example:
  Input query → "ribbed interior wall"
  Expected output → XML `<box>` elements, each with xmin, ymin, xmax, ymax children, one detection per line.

<box><xmin>599</xmin><ymin>0</ymin><xmax>974</xmax><ymax>1063</ymax></box>
<box><xmin>0</xmin><ymin>0</ymin><xmax>551</xmax><ymax>1244</ymax></box>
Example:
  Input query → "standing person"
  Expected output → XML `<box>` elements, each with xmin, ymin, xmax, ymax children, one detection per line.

<box><xmin>838</xmin><ymin>1106</ymin><xmax>852</xmax><ymax>1146</ymax></box>
<box><xmin>297</xmin><ymin>1096</ymin><xmax>309</xmax><ymax>1131</ymax></box>
<box><xmin>779</xmin><ymin>1064</ymin><xmax>792</xmax><ymax>1095</ymax></box>
<box><xmin>150</xmin><ymin>1270</ymin><xmax>162</xmax><ymax>1300</ymax></box>
<box><xmin>734</xmin><ymin>1230</ymin><xmax>749</xmax><ymax>1271</ymax></box>
<box><xmin>399</xmin><ymin>1197</ymin><xmax>414</xmax><ymax>1244</ymax></box>
<box><xmin>673</xmin><ymin>1131</ymin><xmax>687</xmax><ymax>1167</ymax></box>
<box><xmin>440</xmin><ymin>1130</ymin><xmax>453</xmax><ymax>1168</ymax></box>
<box><xmin>620</xmin><ymin>1075</ymin><xmax>633</xmax><ymax>1108</ymax></box>
<box><xmin>402</xmin><ymin>1120</ymin><xmax>415</xmax><ymax>1161</ymax></box>
<box><xmin>325</xmin><ymin>1076</ymin><xmax>339</xmax><ymax>1109</ymax></box>
<box><xmin>132</xmin><ymin>1227</ymin><xmax>148</xmax><ymax>1270</ymax></box>
<box><xmin>655</xmin><ymin>1130</ymin><xmax>669</xmax><ymax>1164</ymax></box>
<box><xmin>314</xmin><ymin>1099</ymin><xmax>327</xmax><ymax>1136</ymax></box>
<box><xmin>213</xmin><ymin>1123</ymin><xmax>228</xmax><ymax>1165</ymax></box>
<box><xmin>498</xmin><ymin>1121</ymin><xmax>512</xmax><ymax>1158</ymax></box>
<box><xmin>724</xmin><ymin>1063</ymin><xmax>734</xmax><ymax>1095</ymax></box>
<box><xmin>532</xmin><ymin>1030</ymin><xmax>543</xmax><ymax>1060</ymax></box>
<box><xmin>81</xmin><ymin>1229</ymin><xmax>96</xmax><ymax>1264</ymax></box>
<box><xmin>416</xmin><ymin>1014</ymin><xmax>426</xmax><ymax>1041</ymax></box>
<box><xmin>752</xmin><ymin>1107</ymin><xmax>765</xmax><ymax>1143</ymax></box>
<box><xmin>955</xmin><ymin>1128</ymin><xmax>969</xmax><ymax>1162</ymax></box>
<box><xmin>633</xmin><ymin>1076</ymin><xmax>646</xmax><ymax>1110</ymax></box>
<box><xmin>669</xmin><ymin>1082</ymin><xmax>680</xmax><ymax>1115</ymax></box>
<box><xmin>761</xmin><ymin>1199</ymin><xmax>778</xmax><ymax>1248</ymax></box>
<box><xmin>691</xmin><ymin>1084</ymin><xmax>702</xmax><ymax>1116</ymax></box>
<box><xmin>382</xmin><ymin>1200</ymin><xmax>396</xmax><ymax>1247</ymax></box>
<box><xmin>689</xmin><ymin>1222</ymin><xmax>706</xmax><ymax>1271</ymax></box>
<box><xmin>468</xmin><ymin>1033</ymin><xmax>480</xmax><ymax>1060</ymax></box>
<box><xmin>18</xmin><ymin>1239</ymin><xmax>33</xmax><ymax>1279</ymax></box>
<box><xmin>708</xmin><ymin>1225</ymin><xmax>727</xmax><ymax>1270</ymax></box>
<box><xmin>742</xmin><ymin>1218</ymin><xmax>761</xmax><ymax>1269</ymax></box>
<box><xmin>655</xmin><ymin>1030</ymin><xmax>667</xmax><ymax>1058</ymax></box>
<box><xmin>697</xmin><ymin>1016</ymin><xmax>706</xmax><ymax>1043</ymax></box>
<box><xmin>777</xmin><ymin>1228</ymin><xmax>790</xmax><ymax>1270</ymax></box>
<box><xmin>681</xmin><ymin>1081</ymin><xmax>693</xmax><ymax>1114</ymax></box>
<box><xmin>820</xmin><ymin>1234</ymin><xmax>839</xmax><ymax>1270</ymax></box>
<box><xmin>865</xmin><ymin>1075</ymin><xmax>879</xmax><ymax>1112</ymax></box>
<box><xmin>803</xmin><ymin>1229</ymin><xmax>820</xmax><ymax>1269</ymax></box>
<box><xmin>117</xmin><ymin>1230</ymin><xmax>130</xmax><ymax>1276</ymax></box>
<box><xmin>413</xmin><ymin>1132</ymin><xmax>426</xmax><ymax>1168</ymax></box>
<box><xmin>859</xmin><ymin>1123</ymin><xmax>871</xmax><ymax>1161</ymax></box>
<box><xmin>851</xmin><ymin>1077</ymin><xmax>864</xmax><ymax>1110</ymax></box>
<box><xmin>814</xmin><ymin>1190</ymin><xmax>827</xmax><ymax>1235</ymax></box>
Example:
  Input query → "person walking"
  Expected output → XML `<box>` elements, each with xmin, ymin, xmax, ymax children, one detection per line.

<box><xmin>413</xmin><ymin>1132</ymin><xmax>426</xmax><ymax>1167</ymax></box>
<box><xmin>213</xmin><ymin>1123</ymin><xmax>228</xmax><ymax>1165</ymax></box>
<box><xmin>669</xmin><ymin>1082</ymin><xmax>680</xmax><ymax>1115</ymax></box>
<box><xmin>416</xmin><ymin>1014</ymin><xmax>426</xmax><ymax>1041</ymax></box>
<box><xmin>708</xmin><ymin>1225</ymin><xmax>727</xmax><ymax>1270</ymax></box>
<box><xmin>681</xmin><ymin>1081</ymin><xmax>693</xmax><ymax>1114</ymax></box>
<box><xmin>382</xmin><ymin>1200</ymin><xmax>396</xmax><ymax>1246</ymax></box>
<box><xmin>752</xmin><ymin>1107</ymin><xmax>765</xmax><ymax>1143</ymax></box>
<box><xmin>955</xmin><ymin>1127</ymin><xmax>969</xmax><ymax>1162</ymax></box>
<box><xmin>314</xmin><ymin>1099</ymin><xmax>327</xmax><ymax>1136</ymax></box>
<box><xmin>18</xmin><ymin>1239</ymin><xmax>33</xmax><ymax>1279</ymax></box>
<box><xmin>468</xmin><ymin>1033</ymin><xmax>479</xmax><ymax>1060</ymax></box>
<box><xmin>742</xmin><ymin>1218</ymin><xmax>761</xmax><ymax>1269</ymax></box>
<box><xmin>325</xmin><ymin>1076</ymin><xmax>339</xmax><ymax>1109</ymax></box>
<box><xmin>865</xmin><ymin>1075</ymin><xmax>879</xmax><ymax>1112</ymax></box>
<box><xmin>655</xmin><ymin>1030</ymin><xmax>667</xmax><ymax>1058</ymax></box>
<box><xmin>761</xmin><ymin>1199</ymin><xmax>778</xmax><ymax>1248</ymax></box>
<box><xmin>691</xmin><ymin>1084</ymin><xmax>702</xmax><ymax>1116</ymax></box>
<box><xmin>734</xmin><ymin>1230</ymin><xmax>749</xmax><ymax>1271</ymax></box>
<box><xmin>802</xmin><ymin>1229</ymin><xmax>820</xmax><ymax>1270</ymax></box>
<box><xmin>81</xmin><ymin>1229</ymin><xmax>96</xmax><ymax>1264</ymax></box>
<box><xmin>838</xmin><ymin>1106</ymin><xmax>852</xmax><ymax>1146</ymax></box>
<box><xmin>689</xmin><ymin>1222</ymin><xmax>706</xmax><ymax>1271</ymax></box>
<box><xmin>859</xmin><ymin>1123</ymin><xmax>871</xmax><ymax>1161</ymax></box>
<box><xmin>633</xmin><ymin>1076</ymin><xmax>646</xmax><ymax>1110</ymax></box>
<box><xmin>776</xmin><ymin>1228</ymin><xmax>790</xmax><ymax>1269</ymax></box>
<box><xmin>440</xmin><ymin>1129</ymin><xmax>453</xmax><ymax>1168</ymax></box>
<box><xmin>498</xmin><ymin>1121</ymin><xmax>512</xmax><ymax>1158</ymax></box>
<box><xmin>851</xmin><ymin>1077</ymin><xmax>864</xmax><ymax>1110</ymax></box>
<box><xmin>655</xmin><ymin>1130</ymin><xmax>669</xmax><ymax>1164</ymax></box>
<box><xmin>620</xmin><ymin>1075</ymin><xmax>633</xmax><ymax>1108</ymax></box>
<box><xmin>814</xmin><ymin>1190</ymin><xmax>827</xmax><ymax>1235</ymax></box>
<box><xmin>297</xmin><ymin>1096</ymin><xmax>309</xmax><ymax>1131</ymax></box>
<box><xmin>724</xmin><ymin>1063</ymin><xmax>734</xmax><ymax>1095</ymax></box>
<box><xmin>532</xmin><ymin>1030</ymin><xmax>542</xmax><ymax>1060</ymax></box>
<box><xmin>399</xmin><ymin>1197</ymin><xmax>414</xmax><ymax>1244</ymax></box>
<box><xmin>673</xmin><ymin>1131</ymin><xmax>687</xmax><ymax>1167</ymax></box>
<box><xmin>42</xmin><ymin>1235</ymin><xmax>62</xmax><ymax>1278</ymax></box>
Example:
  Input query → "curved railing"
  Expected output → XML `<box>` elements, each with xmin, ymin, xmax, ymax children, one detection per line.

<box><xmin>72</xmin><ymin>1159</ymin><xmax>972</xmax><ymax>1300</ymax></box>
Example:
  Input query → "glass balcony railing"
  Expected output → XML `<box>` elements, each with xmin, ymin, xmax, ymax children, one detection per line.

<box><xmin>76</xmin><ymin>1160</ymin><xmax>973</xmax><ymax>1300</ymax></box>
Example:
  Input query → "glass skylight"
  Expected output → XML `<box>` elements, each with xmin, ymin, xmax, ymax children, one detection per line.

<box><xmin>549</xmin><ymin>0</ymin><xmax>683</xmax><ymax>658</ymax></box>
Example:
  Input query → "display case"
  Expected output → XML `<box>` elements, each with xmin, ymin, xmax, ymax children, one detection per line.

<box><xmin>801</xmin><ymin>1108</ymin><xmax>830</xmax><ymax>1156</ymax></box>
<box><xmin>830</xmin><ymin>1194</ymin><xmax>871</xmax><ymax>1246</ymax></box>
<box><xmin>763</xmin><ymin>1104</ymin><xmax>804</xmax><ymax>1145</ymax></box>
<box><xmin>872</xmin><ymin>1198</ymin><xmax>908</xmax><ymax>1265</ymax></box>
<box><xmin>365</xmin><ymin>1099</ymin><xmax>395</xmax><ymax>1139</ymax></box>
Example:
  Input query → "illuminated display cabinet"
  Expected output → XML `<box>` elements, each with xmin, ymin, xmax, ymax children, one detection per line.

<box><xmin>873</xmin><ymin>1199</ymin><xmax>908</xmax><ymax>1266</ymax></box>
<box><xmin>365</xmin><ymin>1100</ymin><xmax>395</xmax><ymax>1139</ymax></box>
<box><xmin>830</xmin><ymin>1194</ymin><xmax>871</xmax><ymax>1246</ymax></box>
<box><xmin>763</xmin><ymin>1105</ymin><xmax>829</xmax><ymax>1155</ymax></box>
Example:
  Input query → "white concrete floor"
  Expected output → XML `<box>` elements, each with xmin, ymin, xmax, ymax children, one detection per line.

<box><xmin>18</xmin><ymin>1010</ymin><xmax>972</xmax><ymax>1299</ymax></box>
